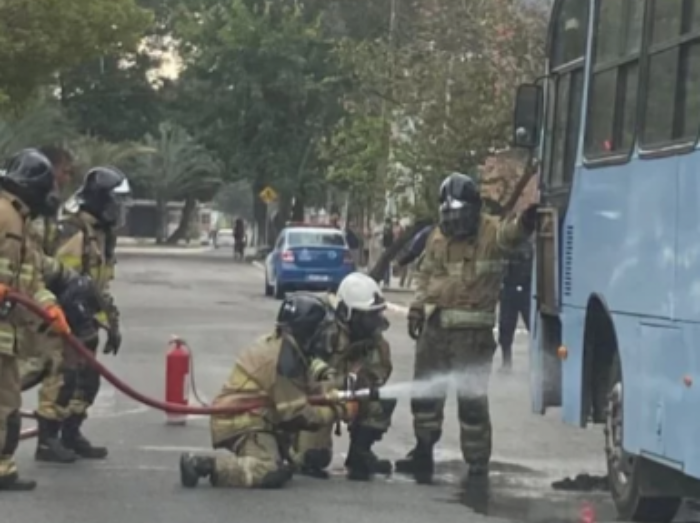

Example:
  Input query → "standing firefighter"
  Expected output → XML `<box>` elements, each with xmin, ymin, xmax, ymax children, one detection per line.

<box><xmin>395</xmin><ymin>172</ymin><xmax>537</xmax><ymax>484</ymax></box>
<box><xmin>44</xmin><ymin>167</ymin><xmax>128</xmax><ymax>460</ymax></box>
<box><xmin>292</xmin><ymin>272</ymin><xmax>395</xmax><ymax>481</ymax></box>
<box><xmin>0</xmin><ymin>149</ymin><xmax>77</xmax><ymax>490</ymax></box>
<box><xmin>19</xmin><ymin>146</ymin><xmax>82</xmax><ymax>463</ymax></box>
<box><xmin>179</xmin><ymin>293</ymin><xmax>358</xmax><ymax>489</ymax></box>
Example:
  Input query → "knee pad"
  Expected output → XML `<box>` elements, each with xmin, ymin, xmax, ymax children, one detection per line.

<box><xmin>1</xmin><ymin>410</ymin><xmax>20</xmax><ymax>456</ymax></box>
<box><xmin>56</xmin><ymin>368</ymin><xmax>78</xmax><ymax>408</ymax></box>
<box><xmin>458</xmin><ymin>396</ymin><xmax>489</xmax><ymax>425</ymax></box>
<box><xmin>303</xmin><ymin>448</ymin><xmax>331</xmax><ymax>470</ymax></box>
<box><xmin>379</xmin><ymin>398</ymin><xmax>397</xmax><ymax>418</ymax></box>
<box><xmin>80</xmin><ymin>367</ymin><xmax>101</xmax><ymax>406</ymax></box>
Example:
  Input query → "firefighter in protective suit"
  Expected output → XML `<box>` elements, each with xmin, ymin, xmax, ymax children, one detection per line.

<box><xmin>0</xmin><ymin>149</ymin><xmax>80</xmax><ymax>490</ymax></box>
<box><xmin>33</xmin><ymin>166</ymin><xmax>127</xmax><ymax>461</ymax></box>
<box><xmin>179</xmin><ymin>293</ymin><xmax>358</xmax><ymax>489</ymax></box>
<box><xmin>292</xmin><ymin>272</ymin><xmax>395</xmax><ymax>481</ymax></box>
<box><xmin>395</xmin><ymin>172</ymin><xmax>538</xmax><ymax>484</ymax></box>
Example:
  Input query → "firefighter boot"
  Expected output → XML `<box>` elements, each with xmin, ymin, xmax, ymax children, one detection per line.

<box><xmin>345</xmin><ymin>427</ymin><xmax>392</xmax><ymax>481</ymax></box>
<box><xmin>394</xmin><ymin>435</ymin><xmax>437</xmax><ymax>485</ymax></box>
<box><xmin>35</xmin><ymin>416</ymin><xmax>77</xmax><ymax>463</ymax></box>
<box><xmin>0</xmin><ymin>472</ymin><xmax>37</xmax><ymax>491</ymax></box>
<box><xmin>180</xmin><ymin>453</ymin><xmax>216</xmax><ymax>488</ymax></box>
<box><xmin>61</xmin><ymin>414</ymin><xmax>108</xmax><ymax>459</ymax></box>
<box><xmin>298</xmin><ymin>449</ymin><xmax>331</xmax><ymax>479</ymax></box>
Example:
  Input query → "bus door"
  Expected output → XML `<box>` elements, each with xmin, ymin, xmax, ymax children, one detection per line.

<box><xmin>512</xmin><ymin>0</ymin><xmax>588</xmax><ymax>415</ymax></box>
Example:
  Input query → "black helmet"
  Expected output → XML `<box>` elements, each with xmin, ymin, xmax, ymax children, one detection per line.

<box><xmin>438</xmin><ymin>172</ymin><xmax>482</xmax><ymax>238</ymax></box>
<box><xmin>1</xmin><ymin>149</ymin><xmax>59</xmax><ymax>217</ymax></box>
<box><xmin>72</xmin><ymin>166</ymin><xmax>131</xmax><ymax>227</ymax></box>
<box><xmin>276</xmin><ymin>293</ymin><xmax>335</xmax><ymax>358</ymax></box>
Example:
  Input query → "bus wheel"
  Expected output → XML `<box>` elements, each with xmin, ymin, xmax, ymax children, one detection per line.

<box><xmin>605</xmin><ymin>353</ymin><xmax>681</xmax><ymax>522</ymax></box>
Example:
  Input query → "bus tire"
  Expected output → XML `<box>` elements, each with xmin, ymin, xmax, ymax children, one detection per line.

<box><xmin>605</xmin><ymin>352</ymin><xmax>681</xmax><ymax>522</ymax></box>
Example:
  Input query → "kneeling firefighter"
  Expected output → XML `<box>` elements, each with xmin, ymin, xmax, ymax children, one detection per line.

<box><xmin>179</xmin><ymin>293</ymin><xmax>358</xmax><ymax>489</ymax></box>
<box><xmin>292</xmin><ymin>272</ymin><xmax>396</xmax><ymax>481</ymax></box>
<box><xmin>29</xmin><ymin>166</ymin><xmax>128</xmax><ymax>462</ymax></box>
<box><xmin>0</xmin><ymin>149</ymin><xmax>84</xmax><ymax>490</ymax></box>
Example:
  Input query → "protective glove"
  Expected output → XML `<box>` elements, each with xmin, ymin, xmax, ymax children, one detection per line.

<box><xmin>45</xmin><ymin>304</ymin><xmax>71</xmax><ymax>335</ymax></box>
<box><xmin>521</xmin><ymin>203</ymin><xmax>539</xmax><ymax>235</ymax></box>
<box><xmin>103</xmin><ymin>329</ymin><xmax>122</xmax><ymax>355</ymax></box>
<box><xmin>407</xmin><ymin>303</ymin><xmax>425</xmax><ymax>340</ymax></box>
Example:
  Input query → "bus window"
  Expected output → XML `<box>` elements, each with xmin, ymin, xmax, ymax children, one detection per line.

<box><xmin>641</xmin><ymin>0</ymin><xmax>700</xmax><ymax>147</ymax></box>
<box><xmin>584</xmin><ymin>0</ymin><xmax>644</xmax><ymax>159</ymax></box>
<box><xmin>543</xmin><ymin>0</ymin><xmax>589</xmax><ymax>191</ymax></box>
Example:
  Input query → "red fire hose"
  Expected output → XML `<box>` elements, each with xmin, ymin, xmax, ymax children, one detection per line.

<box><xmin>10</xmin><ymin>290</ymin><xmax>338</xmax><ymax>440</ymax></box>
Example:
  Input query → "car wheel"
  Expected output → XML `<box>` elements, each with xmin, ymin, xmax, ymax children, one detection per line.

<box><xmin>274</xmin><ymin>279</ymin><xmax>286</xmax><ymax>300</ymax></box>
<box><xmin>605</xmin><ymin>352</ymin><xmax>681</xmax><ymax>522</ymax></box>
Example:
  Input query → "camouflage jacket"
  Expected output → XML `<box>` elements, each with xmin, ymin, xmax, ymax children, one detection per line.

<box><xmin>413</xmin><ymin>212</ymin><xmax>528</xmax><ymax>329</ymax></box>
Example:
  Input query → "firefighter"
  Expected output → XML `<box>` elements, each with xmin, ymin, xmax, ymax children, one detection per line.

<box><xmin>0</xmin><ymin>149</ymin><xmax>80</xmax><ymax>490</ymax></box>
<box><xmin>292</xmin><ymin>272</ymin><xmax>395</xmax><ymax>481</ymax></box>
<box><xmin>179</xmin><ymin>293</ymin><xmax>357</xmax><ymax>489</ymax></box>
<box><xmin>395</xmin><ymin>172</ymin><xmax>537</xmax><ymax>484</ymax></box>
<box><xmin>39</xmin><ymin>166</ymin><xmax>128</xmax><ymax>460</ymax></box>
<box><xmin>18</xmin><ymin>146</ymin><xmax>80</xmax><ymax>463</ymax></box>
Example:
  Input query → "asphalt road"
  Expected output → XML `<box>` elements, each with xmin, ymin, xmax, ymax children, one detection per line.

<box><xmin>4</xmin><ymin>251</ymin><xmax>631</xmax><ymax>523</ymax></box>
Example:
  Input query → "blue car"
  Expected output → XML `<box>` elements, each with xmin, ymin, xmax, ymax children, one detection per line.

<box><xmin>264</xmin><ymin>226</ymin><xmax>356</xmax><ymax>299</ymax></box>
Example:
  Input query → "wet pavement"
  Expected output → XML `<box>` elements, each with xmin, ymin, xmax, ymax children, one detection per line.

<box><xmin>6</xmin><ymin>251</ymin><xmax>696</xmax><ymax>523</ymax></box>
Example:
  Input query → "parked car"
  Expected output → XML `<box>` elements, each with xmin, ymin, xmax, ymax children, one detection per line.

<box><xmin>213</xmin><ymin>228</ymin><xmax>234</xmax><ymax>249</ymax></box>
<box><xmin>264</xmin><ymin>226</ymin><xmax>355</xmax><ymax>299</ymax></box>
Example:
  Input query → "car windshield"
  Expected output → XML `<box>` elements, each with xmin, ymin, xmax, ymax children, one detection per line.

<box><xmin>287</xmin><ymin>231</ymin><xmax>345</xmax><ymax>247</ymax></box>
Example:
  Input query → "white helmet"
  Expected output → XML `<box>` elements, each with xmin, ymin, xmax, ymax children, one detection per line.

<box><xmin>336</xmin><ymin>272</ymin><xmax>386</xmax><ymax>321</ymax></box>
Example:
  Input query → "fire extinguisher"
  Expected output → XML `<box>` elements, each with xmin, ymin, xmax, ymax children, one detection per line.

<box><xmin>165</xmin><ymin>336</ymin><xmax>190</xmax><ymax>425</ymax></box>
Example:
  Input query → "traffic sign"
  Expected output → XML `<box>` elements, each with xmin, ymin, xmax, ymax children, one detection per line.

<box><xmin>259</xmin><ymin>186</ymin><xmax>278</xmax><ymax>204</ymax></box>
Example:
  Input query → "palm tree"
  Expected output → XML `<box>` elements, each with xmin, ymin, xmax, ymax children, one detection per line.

<box><xmin>132</xmin><ymin>122</ymin><xmax>223</xmax><ymax>243</ymax></box>
<box><xmin>0</xmin><ymin>103</ymin><xmax>75</xmax><ymax>160</ymax></box>
<box><xmin>68</xmin><ymin>135</ymin><xmax>156</xmax><ymax>190</ymax></box>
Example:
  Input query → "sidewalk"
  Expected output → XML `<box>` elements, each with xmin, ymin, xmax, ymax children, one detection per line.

<box><xmin>116</xmin><ymin>237</ymin><xmax>212</xmax><ymax>255</ymax></box>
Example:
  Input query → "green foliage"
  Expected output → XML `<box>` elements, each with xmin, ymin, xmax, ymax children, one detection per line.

<box><xmin>171</xmin><ymin>0</ymin><xmax>349</xmax><ymax>203</ymax></box>
<box><xmin>60</xmin><ymin>53</ymin><xmax>165</xmax><ymax>143</ymax></box>
<box><xmin>0</xmin><ymin>104</ymin><xmax>75</xmax><ymax>160</ymax></box>
<box><xmin>0</xmin><ymin>0</ymin><xmax>153</xmax><ymax>112</ymax></box>
<box><xmin>132</xmin><ymin>122</ymin><xmax>223</xmax><ymax>203</ymax></box>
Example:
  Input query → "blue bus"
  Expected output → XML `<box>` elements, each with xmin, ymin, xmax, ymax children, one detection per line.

<box><xmin>512</xmin><ymin>1</ymin><xmax>700</xmax><ymax>521</ymax></box>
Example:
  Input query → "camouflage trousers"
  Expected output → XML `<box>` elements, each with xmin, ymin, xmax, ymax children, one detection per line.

<box><xmin>213</xmin><ymin>432</ymin><xmax>288</xmax><ymax>488</ymax></box>
<box><xmin>18</xmin><ymin>335</ymin><xmax>97</xmax><ymax>421</ymax></box>
<box><xmin>411</xmin><ymin>317</ymin><xmax>497</xmax><ymax>466</ymax></box>
<box><xmin>291</xmin><ymin>397</ymin><xmax>396</xmax><ymax>470</ymax></box>
<box><xmin>0</xmin><ymin>354</ymin><xmax>21</xmax><ymax>479</ymax></box>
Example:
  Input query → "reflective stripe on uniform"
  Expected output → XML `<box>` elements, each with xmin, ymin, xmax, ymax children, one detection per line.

<box><xmin>439</xmin><ymin>309</ymin><xmax>495</xmax><ymax>328</ymax></box>
<box><xmin>0</xmin><ymin>259</ymin><xmax>12</xmax><ymax>278</ymax></box>
<box><xmin>58</xmin><ymin>255</ymin><xmax>82</xmax><ymax>271</ymax></box>
<box><xmin>475</xmin><ymin>260</ymin><xmax>504</xmax><ymax>275</ymax></box>
<box><xmin>95</xmin><ymin>311</ymin><xmax>108</xmax><ymax>324</ymax></box>
<box><xmin>32</xmin><ymin>288</ymin><xmax>55</xmax><ymax>306</ymax></box>
<box><xmin>0</xmin><ymin>324</ymin><xmax>15</xmax><ymax>355</ymax></box>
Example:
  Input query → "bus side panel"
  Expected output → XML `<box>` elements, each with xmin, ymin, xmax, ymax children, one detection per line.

<box><xmin>560</xmin><ymin>306</ymin><xmax>585</xmax><ymax>426</ymax></box>
<box><xmin>566</xmin><ymin>161</ymin><xmax>677</xmax><ymax>319</ymax></box>
<box><xmin>673</xmin><ymin>154</ymin><xmax>700</xmax><ymax>322</ymax></box>
<box><xmin>681</xmin><ymin>324</ymin><xmax>700</xmax><ymax>479</ymax></box>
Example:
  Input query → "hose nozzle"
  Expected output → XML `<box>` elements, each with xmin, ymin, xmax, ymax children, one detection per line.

<box><xmin>328</xmin><ymin>387</ymin><xmax>379</xmax><ymax>402</ymax></box>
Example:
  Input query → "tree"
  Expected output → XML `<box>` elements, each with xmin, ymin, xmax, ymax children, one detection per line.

<box><xmin>0</xmin><ymin>0</ymin><xmax>153</xmax><ymax>112</ymax></box>
<box><xmin>170</xmin><ymin>0</ymin><xmax>350</xmax><ymax>235</ymax></box>
<box><xmin>132</xmin><ymin>122</ymin><xmax>223</xmax><ymax>243</ymax></box>
<box><xmin>0</xmin><ymin>103</ymin><xmax>75</xmax><ymax>160</ymax></box>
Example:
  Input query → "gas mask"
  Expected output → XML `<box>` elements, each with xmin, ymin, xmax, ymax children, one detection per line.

<box><xmin>439</xmin><ymin>199</ymin><xmax>481</xmax><ymax>239</ymax></box>
<box><xmin>348</xmin><ymin>309</ymin><xmax>389</xmax><ymax>341</ymax></box>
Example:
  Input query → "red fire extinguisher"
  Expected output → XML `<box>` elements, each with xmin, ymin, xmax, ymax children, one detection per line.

<box><xmin>165</xmin><ymin>336</ymin><xmax>190</xmax><ymax>425</ymax></box>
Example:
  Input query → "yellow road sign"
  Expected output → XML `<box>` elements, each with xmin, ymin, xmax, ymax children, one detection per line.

<box><xmin>259</xmin><ymin>186</ymin><xmax>278</xmax><ymax>204</ymax></box>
